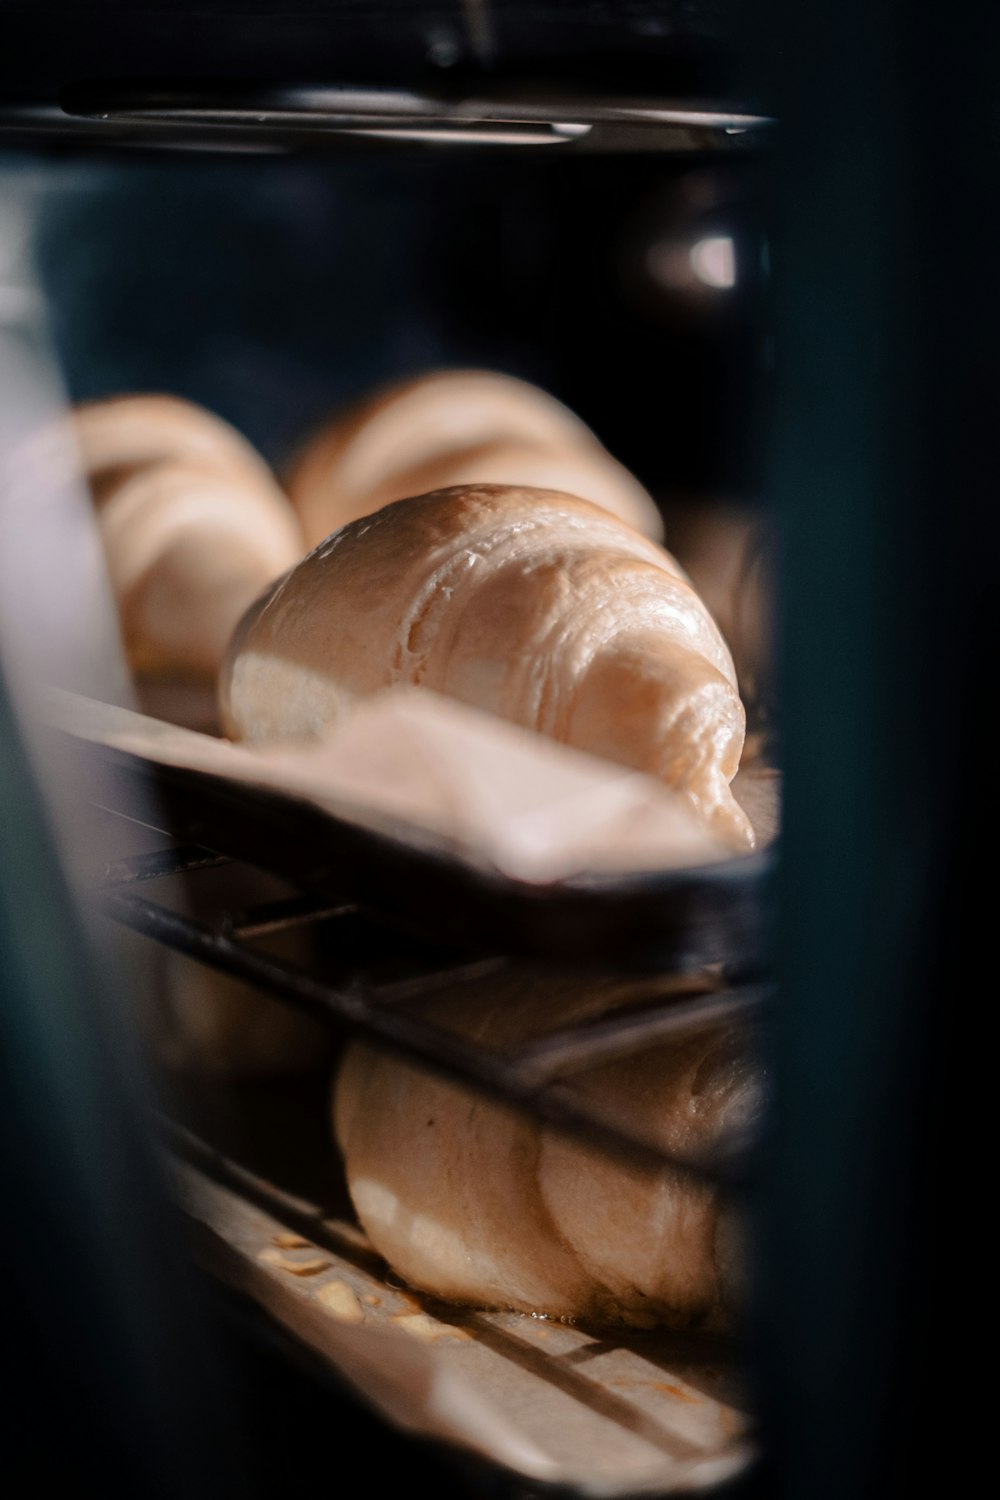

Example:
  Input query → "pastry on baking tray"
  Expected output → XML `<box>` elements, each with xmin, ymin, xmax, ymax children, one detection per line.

<box><xmin>287</xmin><ymin>368</ymin><xmax>664</xmax><ymax>543</ymax></box>
<box><xmin>75</xmin><ymin>393</ymin><xmax>303</xmax><ymax>681</ymax></box>
<box><xmin>221</xmin><ymin>483</ymin><xmax>753</xmax><ymax>849</ymax></box>
<box><xmin>334</xmin><ymin>968</ymin><xmax>761</xmax><ymax>1330</ymax></box>
<box><xmin>70</xmin><ymin>395</ymin><xmax>318</xmax><ymax>1076</ymax></box>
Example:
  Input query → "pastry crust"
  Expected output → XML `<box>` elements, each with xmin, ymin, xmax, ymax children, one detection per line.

<box><xmin>74</xmin><ymin>392</ymin><xmax>277</xmax><ymax>492</ymax></box>
<box><xmin>76</xmin><ymin>395</ymin><xmax>303</xmax><ymax>680</ymax></box>
<box><xmin>221</xmin><ymin>484</ymin><xmax>753</xmax><ymax>848</ymax></box>
<box><xmin>333</xmin><ymin>970</ymin><xmax>761</xmax><ymax>1329</ymax></box>
<box><xmin>287</xmin><ymin>369</ymin><xmax>664</xmax><ymax>543</ymax></box>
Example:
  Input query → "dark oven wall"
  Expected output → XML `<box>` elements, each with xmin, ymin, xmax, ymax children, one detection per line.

<box><xmin>0</xmin><ymin>2</ymin><xmax>746</xmax><ymax>99</ymax></box>
<box><xmin>26</xmin><ymin>148</ymin><xmax>769</xmax><ymax>507</ymax></box>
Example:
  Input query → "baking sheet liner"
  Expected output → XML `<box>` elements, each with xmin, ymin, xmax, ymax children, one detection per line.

<box><xmin>172</xmin><ymin>1147</ymin><xmax>754</xmax><ymax>1497</ymax></box>
<box><xmin>43</xmin><ymin>683</ymin><xmax>777</xmax><ymax>883</ymax></box>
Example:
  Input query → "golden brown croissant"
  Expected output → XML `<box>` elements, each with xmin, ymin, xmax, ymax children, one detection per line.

<box><xmin>74</xmin><ymin>394</ymin><xmax>303</xmax><ymax>680</ymax></box>
<box><xmin>287</xmin><ymin>368</ymin><xmax>665</xmax><ymax>543</ymax></box>
<box><xmin>333</xmin><ymin>969</ymin><xmax>761</xmax><ymax>1329</ymax></box>
<box><xmin>221</xmin><ymin>483</ymin><xmax>753</xmax><ymax>849</ymax></box>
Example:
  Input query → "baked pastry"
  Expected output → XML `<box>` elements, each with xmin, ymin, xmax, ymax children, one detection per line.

<box><xmin>220</xmin><ymin>483</ymin><xmax>753</xmax><ymax>849</ymax></box>
<box><xmin>154</xmin><ymin>945</ymin><xmax>332</xmax><ymax>1078</ymax></box>
<box><xmin>334</xmin><ymin>969</ymin><xmax>761</xmax><ymax>1329</ymax></box>
<box><xmin>73</xmin><ymin>392</ymin><xmax>279</xmax><ymax>489</ymax></box>
<box><xmin>75</xmin><ymin>394</ymin><xmax>303</xmax><ymax>680</ymax></box>
<box><xmin>67</xmin><ymin>396</ymin><xmax>319</xmax><ymax>1073</ymax></box>
<box><xmin>287</xmin><ymin>369</ymin><xmax>664</xmax><ymax>543</ymax></box>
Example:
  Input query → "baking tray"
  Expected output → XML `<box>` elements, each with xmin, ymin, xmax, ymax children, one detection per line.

<box><xmin>48</xmin><ymin>701</ymin><xmax>777</xmax><ymax>972</ymax></box>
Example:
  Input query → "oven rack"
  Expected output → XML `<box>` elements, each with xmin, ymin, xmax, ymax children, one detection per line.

<box><xmin>45</xmin><ymin>682</ymin><xmax>777</xmax><ymax>1190</ymax></box>
<box><xmin>98</xmin><ymin>834</ymin><xmax>770</xmax><ymax>1189</ymax></box>
<box><xmin>81</xmin><ymin>768</ymin><xmax>770</xmax><ymax>1494</ymax></box>
<box><xmin>91</xmin><ymin>814</ymin><xmax>767</xmax><ymax>1497</ymax></box>
<box><xmin>0</xmin><ymin>84</ymin><xmax>773</xmax><ymax>158</ymax></box>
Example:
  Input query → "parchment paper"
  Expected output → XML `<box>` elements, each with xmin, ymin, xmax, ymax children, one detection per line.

<box><xmin>45</xmin><ymin>684</ymin><xmax>776</xmax><ymax>884</ymax></box>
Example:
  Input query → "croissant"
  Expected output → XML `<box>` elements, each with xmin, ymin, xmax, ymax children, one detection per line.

<box><xmin>333</xmin><ymin>968</ymin><xmax>761</xmax><ymax>1328</ymax></box>
<box><xmin>74</xmin><ymin>392</ymin><xmax>278</xmax><ymax>490</ymax></box>
<box><xmin>221</xmin><ymin>483</ymin><xmax>753</xmax><ymax>849</ymax></box>
<box><xmin>287</xmin><ymin>368</ymin><xmax>664</xmax><ymax>543</ymax></box>
<box><xmin>75</xmin><ymin>395</ymin><xmax>303</xmax><ymax>680</ymax></box>
<box><xmin>68</xmin><ymin>396</ymin><xmax>322</xmax><ymax>1074</ymax></box>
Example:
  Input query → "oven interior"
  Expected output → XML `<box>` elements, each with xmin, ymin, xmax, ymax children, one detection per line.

<box><xmin>1</xmin><ymin>6</ymin><xmax>982</xmax><ymax>1498</ymax></box>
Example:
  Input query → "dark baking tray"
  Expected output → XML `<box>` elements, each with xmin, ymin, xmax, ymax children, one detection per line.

<box><xmin>56</xmin><ymin>723</ymin><xmax>776</xmax><ymax>971</ymax></box>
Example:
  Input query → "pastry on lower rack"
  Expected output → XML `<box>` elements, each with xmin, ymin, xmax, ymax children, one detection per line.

<box><xmin>74</xmin><ymin>394</ymin><xmax>303</xmax><ymax>681</ymax></box>
<box><xmin>220</xmin><ymin>483</ymin><xmax>753</xmax><ymax>849</ymax></box>
<box><xmin>116</xmin><ymin>847</ymin><xmax>332</xmax><ymax>1079</ymax></box>
<box><xmin>333</xmin><ymin>970</ymin><xmax>761</xmax><ymax>1329</ymax></box>
<box><xmin>287</xmin><ymin>368</ymin><xmax>664</xmax><ymax>543</ymax></box>
<box><xmin>154</xmin><ymin>947</ymin><xmax>331</xmax><ymax>1078</ymax></box>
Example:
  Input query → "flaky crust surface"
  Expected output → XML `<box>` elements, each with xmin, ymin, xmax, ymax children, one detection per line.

<box><xmin>334</xmin><ymin>970</ymin><xmax>761</xmax><ymax>1328</ymax></box>
<box><xmin>222</xmin><ymin>484</ymin><xmax>752</xmax><ymax>847</ymax></box>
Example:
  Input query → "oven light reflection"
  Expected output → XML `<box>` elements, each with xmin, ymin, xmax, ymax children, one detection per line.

<box><xmin>689</xmin><ymin>235</ymin><xmax>737</xmax><ymax>290</ymax></box>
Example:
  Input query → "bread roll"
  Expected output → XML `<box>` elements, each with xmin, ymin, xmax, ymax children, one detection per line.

<box><xmin>75</xmin><ymin>395</ymin><xmax>303</xmax><ymax>680</ymax></box>
<box><xmin>221</xmin><ymin>483</ymin><xmax>753</xmax><ymax>849</ymax></box>
<box><xmin>334</xmin><ymin>970</ymin><xmax>761</xmax><ymax>1329</ymax></box>
<box><xmin>287</xmin><ymin>369</ymin><xmax>664</xmax><ymax>542</ymax></box>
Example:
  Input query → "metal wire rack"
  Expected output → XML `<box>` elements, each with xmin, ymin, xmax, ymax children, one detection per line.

<box><xmin>58</xmin><ymin>753</ymin><xmax>767</xmax><ymax>1496</ymax></box>
<box><xmin>62</xmin><ymin>679</ymin><xmax>777</xmax><ymax>1206</ymax></box>
<box><xmin>99</xmin><ymin>835</ymin><xmax>771</xmax><ymax>1187</ymax></box>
